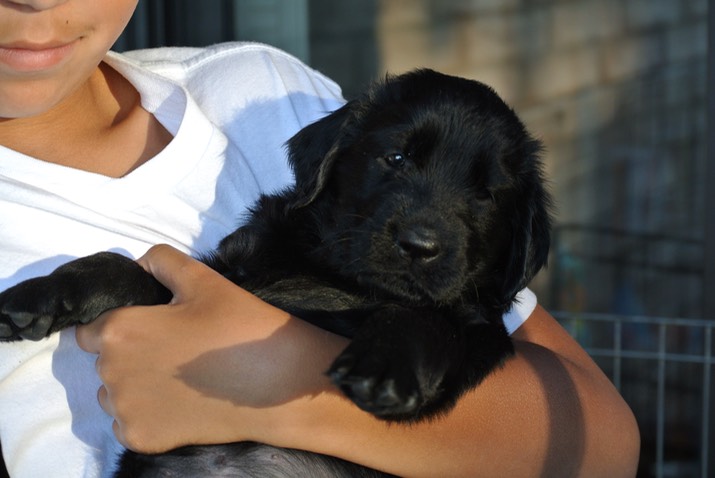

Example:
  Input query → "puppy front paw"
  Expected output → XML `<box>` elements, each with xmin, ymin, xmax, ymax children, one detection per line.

<box><xmin>0</xmin><ymin>277</ymin><xmax>74</xmax><ymax>341</ymax></box>
<box><xmin>0</xmin><ymin>252</ymin><xmax>171</xmax><ymax>342</ymax></box>
<box><xmin>327</xmin><ymin>341</ymin><xmax>428</xmax><ymax>421</ymax></box>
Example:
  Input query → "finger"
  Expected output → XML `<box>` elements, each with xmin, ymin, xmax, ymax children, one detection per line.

<box><xmin>136</xmin><ymin>244</ymin><xmax>212</xmax><ymax>300</ymax></box>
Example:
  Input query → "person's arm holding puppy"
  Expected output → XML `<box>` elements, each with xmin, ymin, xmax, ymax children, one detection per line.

<box><xmin>77</xmin><ymin>245</ymin><xmax>640</xmax><ymax>478</ymax></box>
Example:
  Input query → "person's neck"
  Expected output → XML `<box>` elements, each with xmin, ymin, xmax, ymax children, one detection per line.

<box><xmin>0</xmin><ymin>62</ymin><xmax>172</xmax><ymax>177</ymax></box>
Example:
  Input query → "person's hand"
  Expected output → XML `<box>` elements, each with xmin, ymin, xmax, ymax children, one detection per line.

<box><xmin>76</xmin><ymin>244</ymin><xmax>347</xmax><ymax>453</ymax></box>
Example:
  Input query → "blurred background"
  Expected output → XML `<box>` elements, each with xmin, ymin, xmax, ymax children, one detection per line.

<box><xmin>114</xmin><ymin>1</ymin><xmax>713</xmax><ymax>476</ymax></box>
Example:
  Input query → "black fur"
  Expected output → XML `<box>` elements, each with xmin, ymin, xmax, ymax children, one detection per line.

<box><xmin>0</xmin><ymin>69</ymin><xmax>551</xmax><ymax>477</ymax></box>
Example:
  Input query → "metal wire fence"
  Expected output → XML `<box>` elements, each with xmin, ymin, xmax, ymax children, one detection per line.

<box><xmin>554</xmin><ymin>311</ymin><xmax>715</xmax><ymax>478</ymax></box>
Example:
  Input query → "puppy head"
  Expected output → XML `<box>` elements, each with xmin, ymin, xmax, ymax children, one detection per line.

<box><xmin>287</xmin><ymin>69</ymin><xmax>552</xmax><ymax>308</ymax></box>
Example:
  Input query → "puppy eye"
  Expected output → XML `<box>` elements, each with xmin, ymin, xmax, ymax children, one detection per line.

<box><xmin>383</xmin><ymin>153</ymin><xmax>407</xmax><ymax>168</ymax></box>
<box><xmin>475</xmin><ymin>188</ymin><xmax>494</xmax><ymax>202</ymax></box>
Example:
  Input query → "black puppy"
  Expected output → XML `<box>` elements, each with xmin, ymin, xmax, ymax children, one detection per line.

<box><xmin>0</xmin><ymin>69</ymin><xmax>552</xmax><ymax>477</ymax></box>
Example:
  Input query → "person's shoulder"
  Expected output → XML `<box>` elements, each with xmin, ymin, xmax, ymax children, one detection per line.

<box><xmin>114</xmin><ymin>42</ymin><xmax>341</xmax><ymax>97</ymax></box>
<box><xmin>117</xmin><ymin>41</ymin><xmax>301</xmax><ymax>68</ymax></box>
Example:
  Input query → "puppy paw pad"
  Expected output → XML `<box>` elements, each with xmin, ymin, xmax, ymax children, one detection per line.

<box><xmin>19</xmin><ymin>315</ymin><xmax>54</xmax><ymax>341</ymax></box>
<box><xmin>6</xmin><ymin>310</ymin><xmax>35</xmax><ymax>328</ymax></box>
<box><xmin>0</xmin><ymin>323</ymin><xmax>13</xmax><ymax>338</ymax></box>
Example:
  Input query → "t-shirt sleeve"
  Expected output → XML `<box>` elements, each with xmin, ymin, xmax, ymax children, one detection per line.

<box><xmin>503</xmin><ymin>287</ymin><xmax>538</xmax><ymax>335</ymax></box>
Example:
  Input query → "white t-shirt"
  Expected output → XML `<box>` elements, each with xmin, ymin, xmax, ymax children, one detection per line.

<box><xmin>0</xmin><ymin>42</ymin><xmax>535</xmax><ymax>477</ymax></box>
<box><xmin>0</xmin><ymin>42</ymin><xmax>345</xmax><ymax>477</ymax></box>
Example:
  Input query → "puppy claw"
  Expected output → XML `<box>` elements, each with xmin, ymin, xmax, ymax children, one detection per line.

<box><xmin>327</xmin><ymin>355</ymin><xmax>356</xmax><ymax>381</ymax></box>
<box><xmin>344</xmin><ymin>377</ymin><xmax>378</xmax><ymax>404</ymax></box>
<box><xmin>374</xmin><ymin>379</ymin><xmax>407</xmax><ymax>407</ymax></box>
<box><xmin>340</xmin><ymin>377</ymin><xmax>421</xmax><ymax>418</ymax></box>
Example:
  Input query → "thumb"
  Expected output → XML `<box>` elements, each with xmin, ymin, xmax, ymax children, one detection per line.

<box><xmin>136</xmin><ymin>244</ymin><xmax>208</xmax><ymax>302</ymax></box>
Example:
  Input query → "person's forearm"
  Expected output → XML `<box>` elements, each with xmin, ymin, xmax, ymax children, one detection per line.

<box><xmin>251</xmin><ymin>307</ymin><xmax>640</xmax><ymax>478</ymax></box>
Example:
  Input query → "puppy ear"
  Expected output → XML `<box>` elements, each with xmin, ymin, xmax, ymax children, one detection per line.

<box><xmin>500</xmin><ymin>163</ymin><xmax>553</xmax><ymax>303</ymax></box>
<box><xmin>286</xmin><ymin>102</ymin><xmax>355</xmax><ymax>207</ymax></box>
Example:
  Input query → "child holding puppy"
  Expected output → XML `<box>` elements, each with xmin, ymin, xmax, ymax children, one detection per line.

<box><xmin>0</xmin><ymin>0</ymin><xmax>639</xmax><ymax>476</ymax></box>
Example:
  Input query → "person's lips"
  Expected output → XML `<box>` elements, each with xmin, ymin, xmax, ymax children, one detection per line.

<box><xmin>0</xmin><ymin>40</ymin><xmax>78</xmax><ymax>72</ymax></box>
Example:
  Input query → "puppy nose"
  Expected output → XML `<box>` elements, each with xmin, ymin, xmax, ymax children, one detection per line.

<box><xmin>397</xmin><ymin>227</ymin><xmax>441</xmax><ymax>261</ymax></box>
